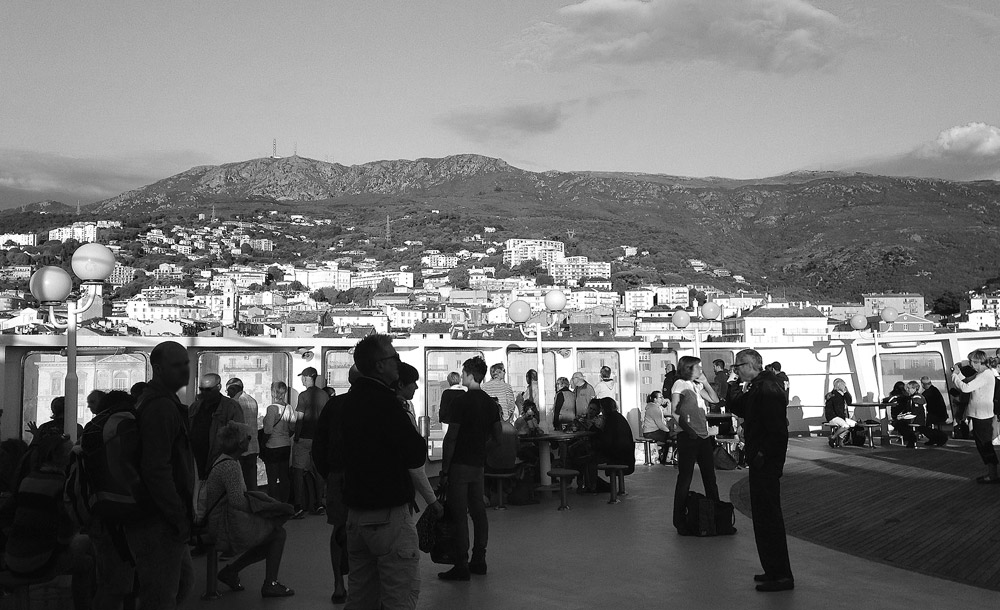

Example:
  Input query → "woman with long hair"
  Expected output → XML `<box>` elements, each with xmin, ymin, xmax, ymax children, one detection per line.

<box><xmin>261</xmin><ymin>381</ymin><xmax>293</xmax><ymax>502</ymax></box>
<box><xmin>824</xmin><ymin>378</ymin><xmax>854</xmax><ymax>447</ymax></box>
<box><xmin>670</xmin><ymin>355</ymin><xmax>720</xmax><ymax>535</ymax></box>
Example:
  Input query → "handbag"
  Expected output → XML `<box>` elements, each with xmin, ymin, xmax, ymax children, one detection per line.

<box><xmin>257</xmin><ymin>428</ymin><xmax>270</xmax><ymax>461</ymax></box>
<box><xmin>245</xmin><ymin>490</ymin><xmax>295</xmax><ymax>520</ymax></box>
<box><xmin>712</xmin><ymin>444</ymin><xmax>738</xmax><ymax>470</ymax></box>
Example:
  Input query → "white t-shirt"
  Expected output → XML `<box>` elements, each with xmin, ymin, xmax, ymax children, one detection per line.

<box><xmin>671</xmin><ymin>379</ymin><xmax>707</xmax><ymax>413</ymax></box>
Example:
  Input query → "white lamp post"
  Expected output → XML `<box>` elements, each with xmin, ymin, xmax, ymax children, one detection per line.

<box><xmin>850</xmin><ymin>307</ymin><xmax>899</xmax><ymax>445</ymax></box>
<box><xmin>29</xmin><ymin>243</ymin><xmax>116</xmax><ymax>442</ymax></box>
<box><xmin>670</xmin><ymin>301</ymin><xmax>722</xmax><ymax>358</ymax></box>
<box><xmin>508</xmin><ymin>289</ymin><xmax>567</xmax><ymax>432</ymax></box>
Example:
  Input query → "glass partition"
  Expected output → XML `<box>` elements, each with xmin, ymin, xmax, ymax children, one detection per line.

<box><xmin>323</xmin><ymin>350</ymin><xmax>354</xmax><ymax>396</ymax></box>
<box><xmin>425</xmin><ymin>349</ymin><xmax>483</xmax><ymax>430</ymax></box>
<box><xmin>197</xmin><ymin>352</ymin><xmax>292</xmax><ymax>428</ymax></box>
<box><xmin>22</xmin><ymin>352</ymin><xmax>149</xmax><ymax>441</ymax></box>
<box><xmin>576</xmin><ymin>350</ymin><xmax>621</xmax><ymax>406</ymax></box>
<box><xmin>878</xmin><ymin>352</ymin><xmax>950</xmax><ymax>407</ymax></box>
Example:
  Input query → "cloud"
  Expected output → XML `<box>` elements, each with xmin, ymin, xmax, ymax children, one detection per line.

<box><xmin>511</xmin><ymin>0</ymin><xmax>849</xmax><ymax>74</ymax></box>
<box><xmin>848</xmin><ymin>123</ymin><xmax>1000</xmax><ymax>181</ymax></box>
<box><xmin>0</xmin><ymin>149</ymin><xmax>215</xmax><ymax>204</ymax></box>
<box><xmin>438</xmin><ymin>91</ymin><xmax>642</xmax><ymax>144</ymax></box>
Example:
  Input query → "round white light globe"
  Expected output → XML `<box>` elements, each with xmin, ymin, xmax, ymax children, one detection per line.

<box><xmin>508</xmin><ymin>300</ymin><xmax>532</xmax><ymax>323</ymax></box>
<box><xmin>71</xmin><ymin>243</ymin><xmax>116</xmax><ymax>282</ymax></box>
<box><xmin>544</xmin><ymin>290</ymin><xmax>567</xmax><ymax>312</ymax></box>
<box><xmin>880</xmin><ymin>307</ymin><xmax>899</xmax><ymax>323</ymax></box>
<box><xmin>29</xmin><ymin>266</ymin><xmax>73</xmax><ymax>304</ymax></box>
<box><xmin>849</xmin><ymin>314</ymin><xmax>868</xmax><ymax>330</ymax></box>
<box><xmin>672</xmin><ymin>310</ymin><xmax>691</xmax><ymax>329</ymax></box>
<box><xmin>700</xmin><ymin>301</ymin><xmax>721</xmax><ymax>320</ymax></box>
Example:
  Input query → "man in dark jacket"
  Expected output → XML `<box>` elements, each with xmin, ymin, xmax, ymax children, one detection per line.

<box><xmin>729</xmin><ymin>349</ymin><xmax>793</xmax><ymax>593</ymax></box>
<box><xmin>340</xmin><ymin>334</ymin><xmax>426</xmax><ymax>610</ymax></box>
<box><xmin>918</xmin><ymin>377</ymin><xmax>950</xmax><ymax>446</ymax></box>
<box><xmin>586</xmin><ymin>397</ymin><xmax>636</xmax><ymax>488</ymax></box>
<box><xmin>127</xmin><ymin>340</ymin><xmax>196</xmax><ymax>609</ymax></box>
<box><xmin>188</xmin><ymin>373</ymin><xmax>243</xmax><ymax>479</ymax></box>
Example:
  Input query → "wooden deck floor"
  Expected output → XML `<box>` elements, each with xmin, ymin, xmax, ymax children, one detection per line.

<box><xmin>731</xmin><ymin>438</ymin><xmax>1000</xmax><ymax>591</ymax></box>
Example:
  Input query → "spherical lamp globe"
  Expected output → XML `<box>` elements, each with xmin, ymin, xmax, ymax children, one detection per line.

<box><xmin>849</xmin><ymin>314</ymin><xmax>868</xmax><ymax>331</ymax></box>
<box><xmin>671</xmin><ymin>310</ymin><xmax>691</xmax><ymax>329</ymax></box>
<box><xmin>29</xmin><ymin>266</ymin><xmax>73</xmax><ymax>305</ymax></box>
<box><xmin>544</xmin><ymin>289</ymin><xmax>567</xmax><ymax>312</ymax></box>
<box><xmin>508</xmin><ymin>300</ymin><xmax>532</xmax><ymax>324</ymax></box>
<box><xmin>71</xmin><ymin>243</ymin><xmax>116</xmax><ymax>282</ymax></box>
<box><xmin>880</xmin><ymin>307</ymin><xmax>899</xmax><ymax>323</ymax></box>
<box><xmin>700</xmin><ymin>301</ymin><xmax>721</xmax><ymax>321</ymax></box>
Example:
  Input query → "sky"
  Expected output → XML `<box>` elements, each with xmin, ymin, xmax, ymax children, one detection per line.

<box><xmin>1</xmin><ymin>0</ymin><xmax>999</xmax><ymax>204</ymax></box>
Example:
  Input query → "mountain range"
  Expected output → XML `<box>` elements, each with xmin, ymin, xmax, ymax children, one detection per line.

<box><xmin>19</xmin><ymin>154</ymin><xmax>1000</xmax><ymax>303</ymax></box>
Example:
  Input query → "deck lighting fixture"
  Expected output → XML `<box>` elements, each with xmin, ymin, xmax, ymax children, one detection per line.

<box><xmin>29</xmin><ymin>243</ymin><xmax>116</xmax><ymax>442</ymax></box>
<box><xmin>670</xmin><ymin>301</ymin><xmax>722</xmax><ymax>358</ymax></box>
<box><xmin>848</xmin><ymin>307</ymin><xmax>899</xmax><ymax>445</ymax></box>
<box><xmin>507</xmin><ymin>289</ymin><xmax>566</xmax><ymax>432</ymax></box>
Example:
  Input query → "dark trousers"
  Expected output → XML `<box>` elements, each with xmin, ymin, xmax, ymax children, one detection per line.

<box><xmin>239</xmin><ymin>453</ymin><xmax>259</xmax><ymax>491</ymax></box>
<box><xmin>672</xmin><ymin>434</ymin><xmax>719</xmax><ymax>529</ymax></box>
<box><xmin>972</xmin><ymin>418</ymin><xmax>999</xmax><ymax>465</ymax></box>
<box><xmin>915</xmin><ymin>425</ymin><xmax>948</xmax><ymax>445</ymax></box>
<box><xmin>445</xmin><ymin>464</ymin><xmax>488</xmax><ymax>567</ymax></box>
<box><xmin>264</xmin><ymin>446</ymin><xmax>291</xmax><ymax>502</ymax></box>
<box><xmin>748</xmin><ymin>462</ymin><xmax>793</xmax><ymax>580</ymax></box>
<box><xmin>891</xmin><ymin>421</ymin><xmax>916</xmax><ymax>446</ymax></box>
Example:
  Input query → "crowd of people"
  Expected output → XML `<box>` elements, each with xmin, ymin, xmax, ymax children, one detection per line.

<box><xmin>48</xmin><ymin>333</ymin><xmax>1000</xmax><ymax>604</ymax></box>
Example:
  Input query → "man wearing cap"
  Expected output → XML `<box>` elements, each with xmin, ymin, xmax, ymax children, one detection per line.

<box><xmin>188</xmin><ymin>373</ymin><xmax>244</xmax><ymax>480</ymax></box>
<box><xmin>340</xmin><ymin>334</ymin><xmax>426</xmax><ymax>609</ymax></box>
<box><xmin>572</xmin><ymin>372</ymin><xmax>597</xmax><ymax>420</ymax></box>
<box><xmin>226</xmin><ymin>377</ymin><xmax>260</xmax><ymax>490</ymax></box>
<box><xmin>481</xmin><ymin>363</ymin><xmax>516</xmax><ymax>422</ymax></box>
<box><xmin>292</xmin><ymin>366</ymin><xmax>327</xmax><ymax>517</ymax></box>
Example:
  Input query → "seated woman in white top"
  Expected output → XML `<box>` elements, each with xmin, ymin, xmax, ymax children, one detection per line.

<box><xmin>642</xmin><ymin>390</ymin><xmax>675</xmax><ymax>464</ymax></box>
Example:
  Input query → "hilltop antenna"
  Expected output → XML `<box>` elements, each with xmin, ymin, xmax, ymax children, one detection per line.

<box><xmin>211</xmin><ymin>204</ymin><xmax>217</xmax><ymax>223</ymax></box>
<box><xmin>567</xmin><ymin>229</ymin><xmax>576</xmax><ymax>240</ymax></box>
<box><xmin>272</xmin><ymin>139</ymin><xmax>277</xmax><ymax>159</ymax></box>
<box><xmin>76</xmin><ymin>200</ymin><xmax>81</xmax><ymax>215</ymax></box>
<box><xmin>385</xmin><ymin>215</ymin><xmax>391</xmax><ymax>244</ymax></box>
<box><xmin>294</xmin><ymin>142</ymin><xmax>297</xmax><ymax>156</ymax></box>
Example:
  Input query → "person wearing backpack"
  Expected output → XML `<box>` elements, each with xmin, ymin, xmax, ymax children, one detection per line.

<box><xmin>951</xmin><ymin>350</ymin><xmax>1000</xmax><ymax>484</ymax></box>
<box><xmin>80</xmin><ymin>390</ymin><xmax>138</xmax><ymax>610</ymax></box>
<box><xmin>127</xmin><ymin>340</ymin><xmax>197</xmax><ymax>610</ymax></box>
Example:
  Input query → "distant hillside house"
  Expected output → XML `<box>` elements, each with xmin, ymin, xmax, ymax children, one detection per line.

<box><xmin>722</xmin><ymin>306</ymin><xmax>828</xmax><ymax>344</ymax></box>
<box><xmin>282</xmin><ymin>311</ymin><xmax>323</xmax><ymax>338</ymax></box>
<box><xmin>863</xmin><ymin>293</ymin><xmax>925</xmax><ymax>317</ymax></box>
<box><xmin>502</xmin><ymin>239</ymin><xmax>565</xmax><ymax>267</ymax></box>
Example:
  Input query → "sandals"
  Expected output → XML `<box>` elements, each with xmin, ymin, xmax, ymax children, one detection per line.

<box><xmin>217</xmin><ymin>566</ymin><xmax>245</xmax><ymax>592</ymax></box>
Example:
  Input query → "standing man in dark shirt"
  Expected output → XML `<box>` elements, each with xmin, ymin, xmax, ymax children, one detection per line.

<box><xmin>292</xmin><ymin>366</ymin><xmax>326</xmax><ymax>517</ymax></box>
<box><xmin>438</xmin><ymin>356</ymin><xmax>502</xmax><ymax>581</ymax></box>
<box><xmin>340</xmin><ymin>335</ymin><xmax>426</xmax><ymax>610</ymax></box>
<box><xmin>188</xmin><ymin>374</ymin><xmax>244</xmax><ymax>480</ymax></box>
<box><xmin>128</xmin><ymin>340</ymin><xmax>197</xmax><ymax>609</ymax></box>
<box><xmin>918</xmin><ymin>376</ymin><xmax>950</xmax><ymax>446</ymax></box>
<box><xmin>730</xmin><ymin>348</ymin><xmax>793</xmax><ymax>593</ymax></box>
<box><xmin>313</xmin><ymin>366</ymin><xmax>360</xmax><ymax>605</ymax></box>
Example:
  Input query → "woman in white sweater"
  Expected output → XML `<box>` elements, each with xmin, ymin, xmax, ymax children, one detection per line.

<box><xmin>951</xmin><ymin>350</ymin><xmax>999</xmax><ymax>483</ymax></box>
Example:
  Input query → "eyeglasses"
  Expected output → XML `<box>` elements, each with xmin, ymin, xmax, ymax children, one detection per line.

<box><xmin>733</xmin><ymin>362</ymin><xmax>753</xmax><ymax>369</ymax></box>
<box><xmin>376</xmin><ymin>353</ymin><xmax>401</xmax><ymax>364</ymax></box>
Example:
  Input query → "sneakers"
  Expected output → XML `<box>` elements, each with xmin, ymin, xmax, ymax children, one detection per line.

<box><xmin>437</xmin><ymin>566</ymin><xmax>471</xmax><ymax>581</ymax></box>
<box><xmin>755</xmin><ymin>578</ymin><xmax>794</xmax><ymax>592</ymax></box>
<box><xmin>261</xmin><ymin>581</ymin><xmax>295</xmax><ymax>598</ymax></box>
<box><xmin>217</xmin><ymin>566</ymin><xmax>244</xmax><ymax>592</ymax></box>
<box><xmin>291</xmin><ymin>509</ymin><xmax>306</xmax><ymax>520</ymax></box>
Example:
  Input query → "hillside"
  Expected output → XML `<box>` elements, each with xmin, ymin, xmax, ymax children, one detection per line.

<box><xmin>83</xmin><ymin>154</ymin><xmax>1000</xmax><ymax>303</ymax></box>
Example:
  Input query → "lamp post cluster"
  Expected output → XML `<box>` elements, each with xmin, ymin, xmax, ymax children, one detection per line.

<box><xmin>849</xmin><ymin>307</ymin><xmax>899</xmax><ymax>401</ymax></box>
<box><xmin>671</xmin><ymin>301</ymin><xmax>723</xmax><ymax>357</ymax></box>
<box><xmin>507</xmin><ymin>290</ymin><xmax>567</xmax><ymax>431</ymax></box>
<box><xmin>28</xmin><ymin>243</ymin><xmax>117</xmax><ymax>442</ymax></box>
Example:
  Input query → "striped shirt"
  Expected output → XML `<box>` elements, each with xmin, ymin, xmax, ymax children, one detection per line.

<box><xmin>481</xmin><ymin>379</ymin><xmax>516</xmax><ymax>418</ymax></box>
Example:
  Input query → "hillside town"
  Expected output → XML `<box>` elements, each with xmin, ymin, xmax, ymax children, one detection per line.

<box><xmin>0</xmin><ymin>210</ymin><xmax>988</xmax><ymax>341</ymax></box>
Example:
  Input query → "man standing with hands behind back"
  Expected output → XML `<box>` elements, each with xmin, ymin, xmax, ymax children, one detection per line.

<box><xmin>728</xmin><ymin>348</ymin><xmax>793</xmax><ymax>593</ymax></box>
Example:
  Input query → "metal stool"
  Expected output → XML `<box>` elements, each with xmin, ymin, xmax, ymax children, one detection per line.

<box><xmin>547</xmin><ymin>468</ymin><xmax>579</xmax><ymax>511</ymax></box>
<box><xmin>598</xmin><ymin>464</ymin><xmax>628</xmax><ymax>504</ymax></box>
<box><xmin>635</xmin><ymin>438</ymin><xmax>656</xmax><ymax>465</ymax></box>
<box><xmin>484</xmin><ymin>471</ymin><xmax>518</xmax><ymax>510</ymax></box>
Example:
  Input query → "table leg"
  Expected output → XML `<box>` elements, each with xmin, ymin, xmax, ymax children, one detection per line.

<box><xmin>539</xmin><ymin>443</ymin><xmax>552</xmax><ymax>486</ymax></box>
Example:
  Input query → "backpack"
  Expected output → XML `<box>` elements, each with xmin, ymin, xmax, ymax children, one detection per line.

<box><xmin>849</xmin><ymin>425</ymin><xmax>868</xmax><ymax>447</ymax></box>
<box><xmin>70</xmin><ymin>406</ymin><xmax>142</xmax><ymax>525</ymax></box>
<box><xmin>993</xmin><ymin>376</ymin><xmax>1000</xmax><ymax>418</ymax></box>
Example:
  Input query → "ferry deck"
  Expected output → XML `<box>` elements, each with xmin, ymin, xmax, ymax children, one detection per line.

<box><xmin>173</xmin><ymin>436</ymin><xmax>1000</xmax><ymax>610</ymax></box>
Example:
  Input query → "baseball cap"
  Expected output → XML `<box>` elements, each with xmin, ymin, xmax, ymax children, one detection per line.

<box><xmin>299</xmin><ymin>367</ymin><xmax>318</xmax><ymax>377</ymax></box>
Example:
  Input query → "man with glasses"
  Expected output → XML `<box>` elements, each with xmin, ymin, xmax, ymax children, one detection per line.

<box><xmin>729</xmin><ymin>349</ymin><xmax>793</xmax><ymax>593</ymax></box>
<box><xmin>340</xmin><ymin>334</ymin><xmax>426</xmax><ymax>610</ymax></box>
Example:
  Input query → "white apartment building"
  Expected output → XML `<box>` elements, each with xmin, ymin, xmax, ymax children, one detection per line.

<box><xmin>0</xmin><ymin>233</ymin><xmax>38</xmax><ymax>247</ymax></box>
<box><xmin>722</xmin><ymin>306</ymin><xmax>828</xmax><ymax>344</ymax></box>
<box><xmin>250</xmin><ymin>238</ymin><xmax>274</xmax><ymax>252</ymax></box>
<box><xmin>421</xmin><ymin>254</ymin><xmax>458</xmax><ymax>268</ymax></box>
<box><xmin>210</xmin><ymin>270</ymin><xmax>267</xmax><ymax>290</ymax></box>
<box><xmin>502</xmin><ymin>239</ymin><xmax>565</xmax><ymax>267</ymax></box>
<box><xmin>567</xmin><ymin>289</ymin><xmax>621</xmax><ymax>310</ymax></box>
<box><xmin>292</xmin><ymin>267</ymin><xmax>352</xmax><ymax>290</ymax></box>
<box><xmin>382</xmin><ymin>305</ymin><xmax>424</xmax><ymax>330</ymax></box>
<box><xmin>624</xmin><ymin>290</ymin><xmax>655</xmax><ymax>312</ymax></box>
<box><xmin>108</xmin><ymin>264</ymin><xmax>138</xmax><ymax>286</ymax></box>
<box><xmin>48</xmin><ymin>222</ymin><xmax>98</xmax><ymax>243</ymax></box>
<box><xmin>545</xmin><ymin>256</ymin><xmax>611</xmax><ymax>286</ymax></box>
<box><xmin>863</xmin><ymin>293</ymin><xmax>925</xmax><ymax>317</ymax></box>
<box><xmin>351</xmin><ymin>271</ymin><xmax>415</xmax><ymax>290</ymax></box>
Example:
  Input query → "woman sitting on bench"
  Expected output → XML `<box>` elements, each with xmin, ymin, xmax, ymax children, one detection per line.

<box><xmin>642</xmin><ymin>391</ymin><xmax>675</xmax><ymax>464</ymax></box>
<box><xmin>824</xmin><ymin>378</ymin><xmax>855</xmax><ymax>447</ymax></box>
